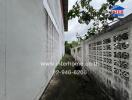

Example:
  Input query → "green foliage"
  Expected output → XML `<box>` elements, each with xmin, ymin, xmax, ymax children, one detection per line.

<box><xmin>68</xmin><ymin>0</ymin><xmax>125</xmax><ymax>40</ymax></box>
<box><xmin>65</xmin><ymin>41</ymin><xmax>72</xmax><ymax>55</ymax></box>
<box><xmin>65</xmin><ymin>41</ymin><xmax>79</xmax><ymax>55</ymax></box>
<box><xmin>71</xmin><ymin>41</ymin><xmax>79</xmax><ymax>47</ymax></box>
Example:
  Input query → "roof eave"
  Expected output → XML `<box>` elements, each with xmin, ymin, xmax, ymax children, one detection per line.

<box><xmin>62</xmin><ymin>0</ymin><xmax>68</xmax><ymax>31</ymax></box>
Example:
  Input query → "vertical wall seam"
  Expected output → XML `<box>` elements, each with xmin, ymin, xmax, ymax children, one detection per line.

<box><xmin>4</xmin><ymin>0</ymin><xmax>7</xmax><ymax>99</ymax></box>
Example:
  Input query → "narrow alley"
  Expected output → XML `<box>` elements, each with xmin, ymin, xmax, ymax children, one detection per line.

<box><xmin>40</xmin><ymin>55</ymin><xmax>110</xmax><ymax>100</ymax></box>
<box><xmin>0</xmin><ymin>0</ymin><xmax>132</xmax><ymax>100</ymax></box>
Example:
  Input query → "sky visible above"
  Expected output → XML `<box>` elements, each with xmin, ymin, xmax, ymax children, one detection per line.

<box><xmin>64</xmin><ymin>0</ymin><xmax>132</xmax><ymax>42</ymax></box>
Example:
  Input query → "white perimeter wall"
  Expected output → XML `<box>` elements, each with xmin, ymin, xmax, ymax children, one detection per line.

<box><xmin>0</xmin><ymin>0</ymin><xmax>64</xmax><ymax>100</ymax></box>
<box><xmin>71</xmin><ymin>21</ymin><xmax>132</xmax><ymax>100</ymax></box>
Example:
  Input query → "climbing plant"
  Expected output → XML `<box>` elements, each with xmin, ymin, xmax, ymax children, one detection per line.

<box><xmin>68</xmin><ymin>0</ymin><xmax>125</xmax><ymax>40</ymax></box>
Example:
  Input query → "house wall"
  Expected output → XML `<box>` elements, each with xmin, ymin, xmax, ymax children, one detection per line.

<box><xmin>0</xmin><ymin>0</ymin><xmax>6</xmax><ymax>100</ymax></box>
<box><xmin>0</xmin><ymin>0</ymin><xmax>64</xmax><ymax>100</ymax></box>
<box><xmin>71</xmin><ymin>21</ymin><xmax>132</xmax><ymax>100</ymax></box>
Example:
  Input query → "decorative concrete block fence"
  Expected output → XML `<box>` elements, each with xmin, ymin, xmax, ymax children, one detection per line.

<box><xmin>71</xmin><ymin>14</ymin><xmax>132</xmax><ymax>100</ymax></box>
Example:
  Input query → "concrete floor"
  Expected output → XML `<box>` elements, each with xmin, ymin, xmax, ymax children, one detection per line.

<box><xmin>39</xmin><ymin>55</ymin><xmax>110</xmax><ymax>100</ymax></box>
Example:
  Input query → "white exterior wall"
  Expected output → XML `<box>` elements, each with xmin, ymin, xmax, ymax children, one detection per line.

<box><xmin>0</xmin><ymin>0</ymin><xmax>6</xmax><ymax>100</ymax></box>
<box><xmin>71</xmin><ymin>21</ymin><xmax>132</xmax><ymax>100</ymax></box>
<box><xmin>0</xmin><ymin>0</ymin><xmax>64</xmax><ymax>100</ymax></box>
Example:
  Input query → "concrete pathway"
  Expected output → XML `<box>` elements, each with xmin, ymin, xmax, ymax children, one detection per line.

<box><xmin>39</xmin><ymin>54</ymin><xmax>110</xmax><ymax>100</ymax></box>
